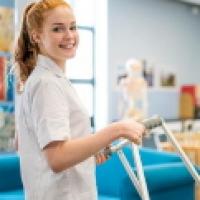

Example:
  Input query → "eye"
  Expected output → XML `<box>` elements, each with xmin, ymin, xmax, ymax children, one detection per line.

<box><xmin>52</xmin><ymin>27</ymin><xmax>65</xmax><ymax>32</ymax></box>
<box><xmin>70</xmin><ymin>25</ymin><xmax>77</xmax><ymax>31</ymax></box>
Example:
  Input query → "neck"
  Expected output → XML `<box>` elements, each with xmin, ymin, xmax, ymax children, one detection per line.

<box><xmin>54</xmin><ymin>59</ymin><xmax>66</xmax><ymax>72</ymax></box>
<box><xmin>40</xmin><ymin>53</ymin><xmax>66</xmax><ymax>71</ymax></box>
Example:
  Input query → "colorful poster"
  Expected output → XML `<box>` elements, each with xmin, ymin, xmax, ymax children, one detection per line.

<box><xmin>0</xmin><ymin>7</ymin><xmax>14</xmax><ymax>51</ymax></box>
<box><xmin>0</xmin><ymin>57</ymin><xmax>6</xmax><ymax>100</ymax></box>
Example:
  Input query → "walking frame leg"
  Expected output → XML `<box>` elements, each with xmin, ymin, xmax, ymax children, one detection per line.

<box><xmin>117</xmin><ymin>146</ymin><xmax>150</xmax><ymax>200</ymax></box>
<box><xmin>132</xmin><ymin>144</ymin><xmax>150</xmax><ymax>200</ymax></box>
<box><xmin>161</xmin><ymin>121</ymin><xmax>200</xmax><ymax>185</ymax></box>
<box><xmin>117</xmin><ymin>150</ymin><xmax>142</xmax><ymax>198</ymax></box>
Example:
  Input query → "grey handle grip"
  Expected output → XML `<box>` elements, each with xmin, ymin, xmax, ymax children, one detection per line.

<box><xmin>142</xmin><ymin>116</ymin><xmax>162</xmax><ymax>129</ymax></box>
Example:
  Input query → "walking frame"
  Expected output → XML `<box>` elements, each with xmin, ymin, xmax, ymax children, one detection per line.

<box><xmin>105</xmin><ymin>116</ymin><xmax>200</xmax><ymax>200</ymax></box>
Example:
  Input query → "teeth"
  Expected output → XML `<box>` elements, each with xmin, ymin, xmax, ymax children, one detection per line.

<box><xmin>60</xmin><ymin>44</ymin><xmax>74</xmax><ymax>49</ymax></box>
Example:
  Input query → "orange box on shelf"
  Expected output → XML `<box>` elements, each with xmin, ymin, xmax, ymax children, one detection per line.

<box><xmin>180</xmin><ymin>85</ymin><xmax>196</xmax><ymax>119</ymax></box>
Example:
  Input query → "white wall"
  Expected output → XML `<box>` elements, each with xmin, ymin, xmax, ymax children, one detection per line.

<box><xmin>15</xmin><ymin>0</ymin><xmax>200</xmax><ymax>123</ymax></box>
<box><xmin>108</xmin><ymin>0</ymin><xmax>200</xmax><ymax>121</ymax></box>
<box><xmin>15</xmin><ymin>0</ymin><xmax>34</xmax><ymax>31</ymax></box>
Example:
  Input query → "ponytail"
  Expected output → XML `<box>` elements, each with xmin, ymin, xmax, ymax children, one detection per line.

<box><xmin>14</xmin><ymin>3</ymin><xmax>38</xmax><ymax>85</ymax></box>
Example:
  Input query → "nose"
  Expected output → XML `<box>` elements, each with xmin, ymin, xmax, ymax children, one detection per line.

<box><xmin>64</xmin><ymin>29</ymin><xmax>74</xmax><ymax>39</ymax></box>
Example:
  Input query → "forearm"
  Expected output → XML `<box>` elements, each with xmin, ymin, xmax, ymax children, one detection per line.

<box><xmin>44</xmin><ymin>123</ymin><xmax>121</xmax><ymax>172</ymax></box>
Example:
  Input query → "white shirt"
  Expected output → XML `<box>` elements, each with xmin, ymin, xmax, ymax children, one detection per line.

<box><xmin>17</xmin><ymin>55</ymin><xmax>97</xmax><ymax>200</ymax></box>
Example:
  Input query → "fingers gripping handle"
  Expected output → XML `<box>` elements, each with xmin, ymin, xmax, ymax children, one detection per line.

<box><xmin>107</xmin><ymin>116</ymin><xmax>163</xmax><ymax>155</ymax></box>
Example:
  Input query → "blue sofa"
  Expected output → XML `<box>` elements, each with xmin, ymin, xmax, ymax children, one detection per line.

<box><xmin>96</xmin><ymin>147</ymin><xmax>195</xmax><ymax>200</ymax></box>
<box><xmin>0</xmin><ymin>154</ymin><xmax>24</xmax><ymax>200</ymax></box>
<box><xmin>0</xmin><ymin>148</ymin><xmax>195</xmax><ymax>200</ymax></box>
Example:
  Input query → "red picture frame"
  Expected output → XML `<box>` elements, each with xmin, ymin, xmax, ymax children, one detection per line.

<box><xmin>0</xmin><ymin>57</ymin><xmax>6</xmax><ymax>100</ymax></box>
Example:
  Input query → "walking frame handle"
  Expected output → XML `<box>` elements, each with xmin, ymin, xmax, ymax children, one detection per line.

<box><xmin>106</xmin><ymin>116</ymin><xmax>163</xmax><ymax>154</ymax></box>
<box><xmin>105</xmin><ymin>116</ymin><xmax>200</xmax><ymax>184</ymax></box>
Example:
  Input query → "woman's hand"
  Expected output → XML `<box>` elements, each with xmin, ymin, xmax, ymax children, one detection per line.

<box><xmin>95</xmin><ymin>118</ymin><xmax>145</xmax><ymax>165</ymax></box>
<box><xmin>95</xmin><ymin>146</ymin><xmax>111</xmax><ymax>165</ymax></box>
<box><xmin>117</xmin><ymin>118</ymin><xmax>145</xmax><ymax>144</ymax></box>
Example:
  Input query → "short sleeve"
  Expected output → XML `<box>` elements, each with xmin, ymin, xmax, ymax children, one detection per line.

<box><xmin>31</xmin><ymin>78</ymin><xmax>70</xmax><ymax>149</ymax></box>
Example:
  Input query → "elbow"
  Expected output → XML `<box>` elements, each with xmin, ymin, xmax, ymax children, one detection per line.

<box><xmin>43</xmin><ymin>141</ymin><xmax>74</xmax><ymax>173</ymax></box>
<box><xmin>43</xmin><ymin>142</ymin><xmax>68</xmax><ymax>173</ymax></box>
<box><xmin>51</xmin><ymin>165</ymin><xmax>63</xmax><ymax>173</ymax></box>
<box><xmin>47</xmin><ymin>158</ymin><xmax>72</xmax><ymax>173</ymax></box>
<box><xmin>48</xmin><ymin>159</ymin><xmax>66</xmax><ymax>173</ymax></box>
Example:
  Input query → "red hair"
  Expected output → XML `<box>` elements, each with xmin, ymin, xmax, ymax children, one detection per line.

<box><xmin>14</xmin><ymin>0</ymin><xmax>71</xmax><ymax>86</ymax></box>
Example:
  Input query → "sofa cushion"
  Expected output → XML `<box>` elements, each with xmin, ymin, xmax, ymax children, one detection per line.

<box><xmin>0</xmin><ymin>154</ymin><xmax>23</xmax><ymax>191</ymax></box>
<box><xmin>96</xmin><ymin>151</ymin><xmax>133</xmax><ymax>197</ymax></box>
<box><xmin>120</xmin><ymin>163</ymin><xmax>194</xmax><ymax>197</ymax></box>
<box><xmin>144</xmin><ymin>163</ymin><xmax>194</xmax><ymax>191</ymax></box>
<box><xmin>98</xmin><ymin>195</ymin><xmax>120</xmax><ymax>200</ymax></box>
<box><xmin>96</xmin><ymin>147</ymin><xmax>182</xmax><ymax>196</ymax></box>
<box><xmin>0</xmin><ymin>189</ymin><xmax>24</xmax><ymax>200</ymax></box>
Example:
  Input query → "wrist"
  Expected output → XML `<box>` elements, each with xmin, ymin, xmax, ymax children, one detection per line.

<box><xmin>109</xmin><ymin>121</ymin><xmax>125</xmax><ymax>140</ymax></box>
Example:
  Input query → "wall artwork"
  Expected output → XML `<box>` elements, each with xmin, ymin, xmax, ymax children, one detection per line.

<box><xmin>0</xmin><ymin>6</ymin><xmax>14</xmax><ymax>51</ymax></box>
<box><xmin>160</xmin><ymin>70</ymin><xmax>177</xmax><ymax>87</ymax></box>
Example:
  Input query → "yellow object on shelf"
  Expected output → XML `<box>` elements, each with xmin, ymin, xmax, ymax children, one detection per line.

<box><xmin>0</xmin><ymin>7</ymin><xmax>14</xmax><ymax>51</ymax></box>
<box><xmin>179</xmin><ymin>93</ymin><xmax>195</xmax><ymax>119</ymax></box>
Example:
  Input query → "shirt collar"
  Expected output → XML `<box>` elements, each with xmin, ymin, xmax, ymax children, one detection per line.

<box><xmin>36</xmin><ymin>54</ymin><xmax>66</xmax><ymax>78</ymax></box>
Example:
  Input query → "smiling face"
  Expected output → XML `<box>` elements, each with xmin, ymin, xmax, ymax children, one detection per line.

<box><xmin>33</xmin><ymin>6</ymin><xmax>79</xmax><ymax>68</ymax></box>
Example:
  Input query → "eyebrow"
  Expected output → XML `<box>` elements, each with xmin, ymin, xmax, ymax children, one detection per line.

<box><xmin>52</xmin><ymin>21</ymin><xmax>76</xmax><ymax>26</ymax></box>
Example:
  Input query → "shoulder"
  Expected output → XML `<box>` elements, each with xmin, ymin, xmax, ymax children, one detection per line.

<box><xmin>28</xmin><ymin>65</ymin><xmax>61</xmax><ymax>87</ymax></box>
<box><xmin>25</xmin><ymin>71</ymin><xmax>65</xmax><ymax>100</ymax></box>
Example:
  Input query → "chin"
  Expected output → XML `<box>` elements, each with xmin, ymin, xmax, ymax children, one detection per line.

<box><xmin>63</xmin><ymin>52</ymin><xmax>76</xmax><ymax>59</ymax></box>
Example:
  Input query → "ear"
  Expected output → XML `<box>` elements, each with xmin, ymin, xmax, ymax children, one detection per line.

<box><xmin>31</xmin><ymin>30</ymin><xmax>41</xmax><ymax>44</ymax></box>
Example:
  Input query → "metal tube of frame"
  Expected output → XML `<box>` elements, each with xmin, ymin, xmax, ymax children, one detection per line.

<box><xmin>117</xmin><ymin>150</ymin><xmax>142</xmax><ymax>198</ymax></box>
<box><xmin>161</xmin><ymin>120</ymin><xmax>200</xmax><ymax>185</ymax></box>
<box><xmin>132</xmin><ymin>144</ymin><xmax>150</xmax><ymax>200</ymax></box>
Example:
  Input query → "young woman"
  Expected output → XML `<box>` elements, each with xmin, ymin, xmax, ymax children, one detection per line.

<box><xmin>15</xmin><ymin>0</ymin><xmax>145</xmax><ymax>199</ymax></box>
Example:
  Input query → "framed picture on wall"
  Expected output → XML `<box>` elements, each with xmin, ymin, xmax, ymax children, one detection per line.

<box><xmin>0</xmin><ymin>6</ymin><xmax>14</xmax><ymax>52</ymax></box>
<box><xmin>160</xmin><ymin>70</ymin><xmax>177</xmax><ymax>87</ymax></box>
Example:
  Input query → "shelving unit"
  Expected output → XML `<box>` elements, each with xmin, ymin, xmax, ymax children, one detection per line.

<box><xmin>0</xmin><ymin>0</ymin><xmax>15</xmax><ymax>151</ymax></box>
<box><xmin>0</xmin><ymin>0</ymin><xmax>15</xmax><ymax>105</ymax></box>
<box><xmin>0</xmin><ymin>51</ymin><xmax>14</xmax><ymax>104</ymax></box>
